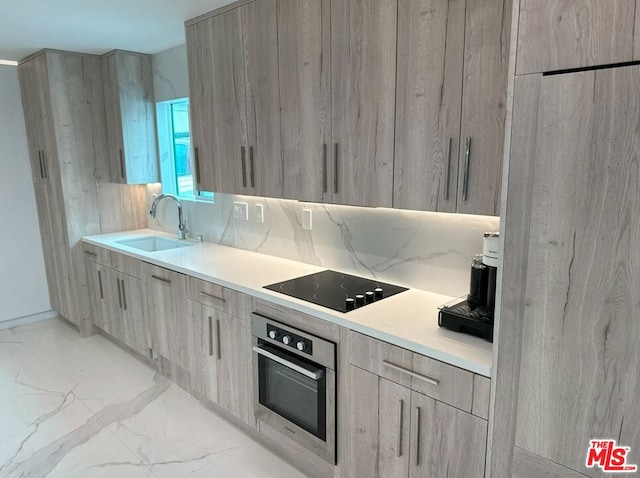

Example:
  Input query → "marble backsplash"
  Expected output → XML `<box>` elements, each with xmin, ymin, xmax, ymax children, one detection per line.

<box><xmin>146</xmin><ymin>184</ymin><xmax>500</xmax><ymax>298</ymax></box>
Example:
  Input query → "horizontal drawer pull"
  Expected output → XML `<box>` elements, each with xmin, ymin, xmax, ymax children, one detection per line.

<box><xmin>199</xmin><ymin>291</ymin><xmax>225</xmax><ymax>302</ymax></box>
<box><xmin>151</xmin><ymin>274</ymin><xmax>172</xmax><ymax>284</ymax></box>
<box><xmin>382</xmin><ymin>361</ymin><xmax>440</xmax><ymax>387</ymax></box>
<box><xmin>84</xmin><ymin>251</ymin><xmax>97</xmax><ymax>257</ymax></box>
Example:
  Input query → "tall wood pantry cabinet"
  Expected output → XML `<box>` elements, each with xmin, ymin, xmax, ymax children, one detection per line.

<box><xmin>19</xmin><ymin>50</ymin><xmax>147</xmax><ymax>335</ymax></box>
<box><xmin>506</xmin><ymin>64</ymin><xmax>640</xmax><ymax>477</ymax></box>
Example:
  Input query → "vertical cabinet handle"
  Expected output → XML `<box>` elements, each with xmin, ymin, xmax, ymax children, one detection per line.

<box><xmin>119</xmin><ymin>149</ymin><xmax>125</xmax><ymax>180</ymax></box>
<box><xmin>216</xmin><ymin>318</ymin><xmax>222</xmax><ymax>360</ymax></box>
<box><xmin>463</xmin><ymin>137</ymin><xmax>471</xmax><ymax>201</ymax></box>
<box><xmin>333</xmin><ymin>143</ymin><xmax>339</xmax><ymax>194</ymax></box>
<box><xmin>42</xmin><ymin>152</ymin><xmax>48</xmax><ymax>179</ymax></box>
<box><xmin>97</xmin><ymin>270</ymin><xmax>104</xmax><ymax>300</ymax></box>
<box><xmin>116</xmin><ymin>278</ymin><xmax>123</xmax><ymax>309</ymax></box>
<box><xmin>121</xmin><ymin>280</ymin><xmax>127</xmax><ymax>311</ymax></box>
<box><xmin>37</xmin><ymin>151</ymin><xmax>45</xmax><ymax>179</ymax></box>
<box><xmin>194</xmin><ymin>146</ymin><xmax>201</xmax><ymax>186</ymax></box>
<box><xmin>322</xmin><ymin>144</ymin><xmax>328</xmax><ymax>193</ymax></box>
<box><xmin>249</xmin><ymin>146</ymin><xmax>255</xmax><ymax>188</ymax></box>
<box><xmin>414</xmin><ymin>407</ymin><xmax>421</xmax><ymax>467</ymax></box>
<box><xmin>397</xmin><ymin>399</ymin><xmax>404</xmax><ymax>457</ymax></box>
<box><xmin>445</xmin><ymin>137</ymin><xmax>452</xmax><ymax>200</ymax></box>
<box><xmin>208</xmin><ymin>316</ymin><xmax>214</xmax><ymax>357</ymax></box>
<box><xmin>240</xmin><ymin>146</ymin><xmax>247</xmax><ymax>188</ymax></box>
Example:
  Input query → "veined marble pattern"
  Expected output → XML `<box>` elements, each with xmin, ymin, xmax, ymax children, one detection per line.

<box><xmin>0</xmin><ymin>319</ymin><xmax>305</xmax><ymax>478</ymax></box>
<box><xmin>147</xmin><ymin>186</ymin><xmax>500</xmax><ymax>298</ymax></box>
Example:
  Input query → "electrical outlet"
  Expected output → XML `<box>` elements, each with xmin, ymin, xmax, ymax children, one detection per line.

<box><xmin>302</xmin><ymin>209</ymin><xmax>312</xmax><ymax>230</ymax></box>
<box><xmin>233</xmin><ymin>202</ymin><xmax>249</xmax><ymax>221</ymax></box>
<box><xmin>255</xmin><ymin>204</ymin><xmax>264</xmax><ymax>223</ymax></box>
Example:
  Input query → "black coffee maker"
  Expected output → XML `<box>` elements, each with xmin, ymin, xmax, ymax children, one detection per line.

<box><xmin>438</xmin><ymin>233</ymin><xmax>499</xmax><ymax>342</ymax></box>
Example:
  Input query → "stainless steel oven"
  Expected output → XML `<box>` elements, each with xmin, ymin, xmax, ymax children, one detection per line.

<box><xmin>251</xmin><ymin>313</ymin><xmax>336</xmax><ymax>464</ymax></box>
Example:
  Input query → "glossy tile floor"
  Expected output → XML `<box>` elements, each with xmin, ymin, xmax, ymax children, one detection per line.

<box><xmin>0</xmin><ymin>319</ymin><xmax>306</xmax><ymax>478</ymax></box>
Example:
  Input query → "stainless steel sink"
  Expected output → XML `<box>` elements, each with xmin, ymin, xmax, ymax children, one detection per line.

<box><xmin>116</xmin><ymin>236</ymin><xmax>193</xmax><ymax>253</ymax></box>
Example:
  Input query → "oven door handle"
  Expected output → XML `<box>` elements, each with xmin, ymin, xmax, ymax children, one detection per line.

<box><xmin>253</xmin><ymin>345</ymin><xmax>324</xmax><ymax>381</ymax></box>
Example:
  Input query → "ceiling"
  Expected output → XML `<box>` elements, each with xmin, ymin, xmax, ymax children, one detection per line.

<box><xmin>0</xmin><ymin>0</ymin><xmax>236</xmax><ymax>62</ymax></box>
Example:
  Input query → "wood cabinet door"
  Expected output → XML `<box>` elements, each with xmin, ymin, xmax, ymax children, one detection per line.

<box><xmin>102</xmin><ymin>53</ymin><xmax>126</xmax><ymax>183</ymax></box>
<box><xmin>32</xmin><ymin>183</ymin><xmax>61</xmax><ymax>313</ymax></box>
<box><xmin>143</xmin><ymin>264</ymin><xmax>190</xmax><ymax>371</ymax></box>
<box><xmin>330</xmin><ymin>0</ymin><xmax>397</xmax><ymax>207</ymax></box>
<box><xmin>242</xmin><ymin>0</ymin><xmax>283</xmax><ymax>198</ymax></box>
<box><xmin>217</xmin><ymin>313</ymin><xmax>251</xmax><ymax>424</ymax></box>
<box><xmin>393</xmin><ymin>0</ymin><xmax>465</xmax><ymax>212</ymax></box>
<box><xmin>85</xmin><ymin>259</ymin><xmax>108</xmax><ymax>332</ymax></box>
<box><xmin>277</xmin><ymin>0</ymin><xmax>330</xmax><ymax>202</ymax></box>
<box><xmin>409</xmin><ymin>391</ymin><xmax>486</xmax><ymax>478</ymax></box>
<box><xmin>118</xmin><ymin>273</ymin><xmax>147</xmax><ymax>357</ymax></box>
<box><xmin>346</xmin><ymin>366</ymin><xmax>411</xmax><ymax>477</ymax></box>
<box><xmin>18</xmin><ymin>57</ymin><xmax>48</xmax><ymax>184</ymax></box>
<box><xmin>456</xmin><ymin>0</ymin><xmax>508</xmax><ymax>216</ymax></box>
<box><xmin>102</xmin><ymin>51</ymin><xmax>158</xmax><ymax>185</ymax></box>
<box><xmin>517</xmin><ymin>0</ymin><xmax>636</xmax><ymax>75</ymax></box>
<box><xmin>187</xmin><ymin>301</ymin><xmax>219</xmax><ymax>403</ymax></box>
<box><xmin>104</xmin><ymin>268</ymin><xmax>127</xmax><ymax>343</ymax></box>
<box><xmin>515</xmin><ymin>66</ymin><xmax>640</xmax><ymax>473</ymax></box>
<box><xmin>209</xmin><ymin>8</ymin><xmax>251</xmax><ymax>195</ymax></box>
<box><xmin>186</xmin><ymin>19</ymin><xmax>216</xmax><ymax>193</ymax></box>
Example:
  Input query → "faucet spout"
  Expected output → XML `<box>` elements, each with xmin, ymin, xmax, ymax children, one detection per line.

<box><xmin>149</xmin><ymin>194</ymin><xmax>187</xmax><ymax>240</ymax></box>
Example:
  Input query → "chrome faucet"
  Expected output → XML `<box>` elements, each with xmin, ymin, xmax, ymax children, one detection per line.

<box><xmin>149</xmin><ymin>194</ymin><xmax>187</xmax><ymax>240</ymax></box>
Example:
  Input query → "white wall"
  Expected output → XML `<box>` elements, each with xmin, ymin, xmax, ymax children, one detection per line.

<box><xmin>0</xmin><ymin>65</ymin><xmax>51</xmax><ymax>323</ymax></box>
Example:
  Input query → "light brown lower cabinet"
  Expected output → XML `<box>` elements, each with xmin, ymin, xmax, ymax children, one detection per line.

<box><xmin>347</xmin><ymin>365</ymin><xmax>487</xmax><ymax>478</ymax></box>
<box><xmin>186</xmin><ymin>277</ymin><xmax>253</xmax><ymax>425</ymax></box>
<box><xmin>142</xmin><ymin>264</ymin><xmax>190</xmax><ymax>372</ymax></box>
<box><xmin>85</xmin><ymin>258</ymin><xmax>147</xmax><ymax>356</ymax></box>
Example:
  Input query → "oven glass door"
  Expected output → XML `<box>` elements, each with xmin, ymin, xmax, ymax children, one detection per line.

<box><xmin>255</xmin><ymin>340</ymin><xmax>327</xmax><ymax>441</ymax></box>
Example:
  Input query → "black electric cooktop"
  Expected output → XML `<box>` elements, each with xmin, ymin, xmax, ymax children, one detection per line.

<box><xmin>264</xmin><ymin>270</ymin><xmax>408</xmax><ymax>313</ymax></box>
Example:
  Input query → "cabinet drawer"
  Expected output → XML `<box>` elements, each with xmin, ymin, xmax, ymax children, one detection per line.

<box><xmin>82</xmin><ymin>243</ymin><xmax>110</xmax><ymax>266</ymax></box>
<box><xmin>186</xmin><ymin>276</ymin><xmax>249</xmax><ymax>318</ymax></box>
<box><xmin>109</xmin><ymin>251</ymin><xmax>142</xmax><ymax>279</ymax></box>
<box><xmin>349</xmin><ymin>332</ymin><xmax>474</xmax><ymax>412</ymax></box>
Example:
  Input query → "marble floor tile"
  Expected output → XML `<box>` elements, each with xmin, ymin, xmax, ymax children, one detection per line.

<box><xmin>43</xmin><ymin>427</ymin><xmax>156</xmax><ymax>478</ymax></box>
<box><xmin>0</xmin><ymin>318</ymin><xmax>307</xmax><ymax>478</ymax></box>
<box><xmin>0</xmin><ymin>394</ymin><xmax>94</xmax><ymax>476</ymax></box>
<box><xmin>108</xmin><ymin>385</ymin><xmax>305</xmax><ymax>478</ymax></box>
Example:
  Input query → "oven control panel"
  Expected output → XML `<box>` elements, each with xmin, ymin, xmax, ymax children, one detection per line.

<box><xmin>266</xmin><ymin>324</ymin><xmax>313</xmax><ymax>356</ymax></box>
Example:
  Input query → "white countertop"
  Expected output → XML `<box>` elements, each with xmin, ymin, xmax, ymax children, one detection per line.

<box><xmin>83</xmin><ymin>229</ymin><xmax>493</xmax><ymax>377</ymax></box>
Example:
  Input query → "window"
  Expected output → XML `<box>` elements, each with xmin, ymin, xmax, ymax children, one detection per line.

<box><xmin>156</xmin><ymin>98</ymin><xmax>213</xmax><ymax>200</ymax></box>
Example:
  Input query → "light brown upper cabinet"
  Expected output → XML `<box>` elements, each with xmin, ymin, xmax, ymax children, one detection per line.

<box><xmin>187</xmin><ymin>0</ymin><xmax>283</xmax><ymax>198</ymax></box>
<box><xmin>102</xmin><ymin>50</ymin><xmax>159</xmax><ymax>184</ymax></box>
<box><xmin>278</xmin><ymin>0</ymin><xmax>396</xmax><ymax>206</ymax></box>
<box><xmin>393</xmin><ymin>0</ymin><xmax>465</xmax><ymax>213</ymax></box>
<box><xmin>456</xmin><ymin>0</ymin><xmax>509</xmax><ymax>215</ymax></box>
<box><xmin>394</xmin><ymin>0</ymin><xmax>508</xmax><ymax>215</ymax></box>
<box><xmin>330</xmin><ymin>0</ymin><xmax>398</xmax><ymax>208</ymax></box>
<box><xmin>517</xmin><ymin>0</ymin><xmax>636</xmax><ymax>75</ymax></box>
<box><xmin>186</xmin><ymin>0</ymin><xmax>507</xmax><ymax>214</ymax></box>
<box><xmin>278</xmin><ymin>0</ymin><xmax>331</xmax><ymax>202</ymax></box>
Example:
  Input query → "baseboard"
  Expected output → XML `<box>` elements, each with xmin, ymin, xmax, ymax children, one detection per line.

<box><xmin>0</xmin><ymin>310</ymin><xmax>57</xmax><ymax>330</ymax></box>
